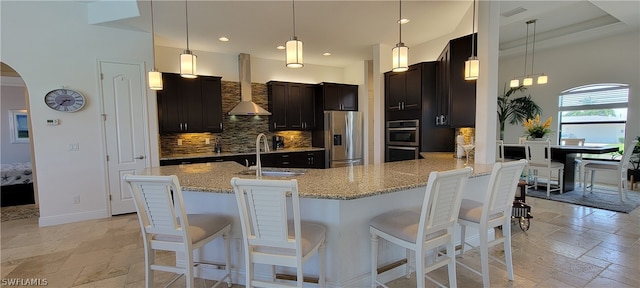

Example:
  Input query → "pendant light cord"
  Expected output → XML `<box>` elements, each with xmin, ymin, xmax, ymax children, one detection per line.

<box><xmin>471</xmin><ymin>0</ymin><xmax>475</xmax><ymax>57</ymax></box>
<box><xmin>185</xmin><ymin>0</ymin><xmax>190</xmax><ymax>50</ymax></box>
<box><xmin>292</xmin><ymin>0</ymin><xmax>297</xmax><ymax>38</ymax></box>
<box><xmin>398</xmin><ymin>0</ymin><xmax>402</xmax><ymax>43</ymax></box>
<box><xmin>524</xmin><ymin>21</ymin><xmax>530</xmax><ymax>76</ymax></box>
<box><xmin>531</xmin><ymin>20</ymin><xmax>536</xmax><ymax>75</ymax></box>
<box><xmin>150</xmin><ymin>0</ymin><xmax>157</xmax><ymax>64</ymax></box>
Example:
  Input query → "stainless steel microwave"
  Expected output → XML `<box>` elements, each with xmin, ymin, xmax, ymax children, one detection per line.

<box><xmin>386</xmin><ymin>119</ymin><xmax>419</xmax><ymax>146</ymax></box>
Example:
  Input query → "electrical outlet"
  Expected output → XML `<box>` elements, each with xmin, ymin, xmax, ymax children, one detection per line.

<box><xmin>177</xmin><ymin>139</ymin><xmax>183</xmax><ymax>146</ymax></box>
<box><xmin>72</xmin><ymin>196</ymin><xmax>80</xmax><ymax>204</ymax></box>
<box><xmin>69</xmin><ymin>143</ymin><xmax>79</xmax><ymax>151</ymax></box>
<box><xmin>205</xmin><ymin>138</ymin><xmax>210</xmax><ymax>144</ymax></box>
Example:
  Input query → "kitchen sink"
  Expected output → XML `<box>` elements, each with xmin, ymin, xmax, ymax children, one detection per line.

<box><xmin>236</xmin><ymin>168</ymin><xmax>306</xmax><ymax>177</ymax></box>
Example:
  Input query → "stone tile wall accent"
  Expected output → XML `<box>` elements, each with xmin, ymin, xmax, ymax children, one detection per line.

<box><xmin>454</xmin><ymin>127</ymin><xmax>476</xmax><ymax>158</ymax></box>
<box><xmin>160</xmin><ymin>81</ymin><xmax>311</xmax><ymax>156</ymax></box>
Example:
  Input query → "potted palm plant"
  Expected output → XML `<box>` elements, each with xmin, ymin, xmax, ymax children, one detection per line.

<box><xmin>497</xmin><ymin>84</ymin><xmax>542</xmax><ymax>140</ymax></box>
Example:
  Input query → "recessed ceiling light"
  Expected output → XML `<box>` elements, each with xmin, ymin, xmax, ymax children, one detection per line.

<box><xmin>398</xmin><ymin>18</ymin><xmax>410</xmax><ymax>24</ymax></box>
<box><xmin>218</xmin><ymin>37</ymin><xmax>229</xmax><ymax>42</ymax></box>
<box><xmin>322</xmin><ymin>52</ymin><xmax>331</xmax><ymax>56</ymax></box>
<box><xmin>276</xmin><ymin>45</ymin><xmax>286</xmax><ymax>50</ymax></box>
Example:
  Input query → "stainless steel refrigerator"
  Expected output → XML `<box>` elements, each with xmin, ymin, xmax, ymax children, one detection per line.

<box><xmin>312</xmin><ymin>111</ymin><xmax>363</xmax><ymax>168</ymax></box>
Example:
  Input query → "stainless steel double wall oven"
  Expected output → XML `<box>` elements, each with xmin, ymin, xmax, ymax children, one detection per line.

<box><xmin>386</xmin><ymin>119</ymin><xmax>420</xmax><ymax>162</ymax></box>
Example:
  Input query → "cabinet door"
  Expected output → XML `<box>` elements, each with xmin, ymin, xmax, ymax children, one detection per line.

<box><xmin>300</xmin><ymin>84</ymin><xmax>316</xmax><ymax>129</ymax></box>
<box><xmin>385</xmin><ymin>72</ymin><xmax>405</xmax><ymax>111</ymax></box>
<box><xmin>436</xmin><ymin>44</ymin><xmax>451</xmax><ymax>126</ymax></box>
<box><xmin>268</xmin><ymin>82</ymin><xmax>288</xmax><ymax>130</ymax></box>
<box><xmin>157</xmin><ymin>73</ymin><xmax>184</xmax><ymax>133</ymax></box>
<box><xmin>449</xmin><ymin>34</ymin><xmax>476</xmax><ymax>127</ymax></box>
<box><xmin>322</xmin><ymin>83</ymin><xmax>341</xmax><ymax>110</ymax></box>
<box><xmin>338</xmin><ymin>84</ymin><xmax>358</xmax><ymax>111</ymax></box>
<box><xmin>287</xmin><ymin>83</ymin><xmax>304</xmax><ymax>129</ymax></box>
<box><xmin>181</xmin><ymin>77</ymin><xmax>204</xmax><ymax>132</ymax></box>
<box><xmin>201</xmin><ymin>76</ymin><xmax>223</xmax><ymax>132</ymax></box>
<box><xmin>403</xmin><ymin>65</ymin><xmax>422</xmax><ymax>110</ymax></box>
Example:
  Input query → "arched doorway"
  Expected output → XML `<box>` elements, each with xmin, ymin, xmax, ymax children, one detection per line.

<box><xmin>1</xmin><ymin>62</ymin><xmax>39</xmax><ymax>219</ymax></box>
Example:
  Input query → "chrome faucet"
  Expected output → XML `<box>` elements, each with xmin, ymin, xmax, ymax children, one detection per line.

<box><xmin>255</xmin><ymin>133</ymin><xmax>270</xmax><ymax>177</ymax></box>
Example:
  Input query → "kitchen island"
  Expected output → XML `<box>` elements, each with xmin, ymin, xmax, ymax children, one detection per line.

<box><xmin>139</xmin><ymin>153</ymin><xmax>494</xmax><ymax>287</ymax></box>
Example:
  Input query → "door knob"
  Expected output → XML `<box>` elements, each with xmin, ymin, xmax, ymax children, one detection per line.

<box><xmin>134</xmin><ymin>155</ymin><xmax>145</xmax><ymax>160</ymax></box>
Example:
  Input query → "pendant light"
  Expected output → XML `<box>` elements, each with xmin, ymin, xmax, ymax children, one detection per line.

<box><xmin>286</xmin><ymin>0</ymin><xmax>303</xmax><ymax>68</ymax></box>
<box><xmin>510</xmin><ymin>19</ymin><xmax>548</xmax><ymax>87</ymax></box>
<box><xmin>180</xmin><ymin>0</ymin><xmax>197</xmax><ymax>78</ymax></box>
<box><xmin>530</xmin><ymin>20</ymin><xmax>548</xmax><ymax>84</ymax></box>
<box><xmin>464</xmin><ymin>0</ymin><xmax>479</xmax><ymax>80</ymax></box>
<box><xmin>148</xmin><ymin>0</ymin><xmax>162</xmax><ymax>90</ymax></box>
<box><xmin>391</xmin><ymin>0</ymin><xmax>408</xmax><ymax>72</ymax></box>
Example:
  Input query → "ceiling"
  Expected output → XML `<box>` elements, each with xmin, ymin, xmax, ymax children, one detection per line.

<box><xmin>59</xmin><ymin>1</ymin><xmax>640</xmax><ymax>68</ymax></box>
<box><xmin>1</xmin><ymin>2</ymin><xmax>637</xmax><ymax>72</ymax></box>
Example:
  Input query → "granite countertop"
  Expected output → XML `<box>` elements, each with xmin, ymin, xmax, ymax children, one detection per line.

<box><xmin>161</xmin><ymin>147</ymin><xmax>325</xmax><ymax>160</ymax></box>
<box><xmin>141</xmin><ymin>152</ymin><xmax>494</xmax><ymax>200</ymax></box>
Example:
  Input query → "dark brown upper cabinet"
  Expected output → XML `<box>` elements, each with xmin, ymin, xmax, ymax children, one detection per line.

<box><xmin>436</xmin><ymin>33</ymin><xmax>477</xmax><ymax>127</ymax></box>
<box><xmin>385</xmin><ymin>64</ymin><xmax>422</xmax><ymax>114</ymax></box>
<box><xmin>316</xmin><ymin>82</ymin><xmax>358</xmax><ymax>111</ymax></box>
<box><xmin>157</xmin><ymin>73</ymin><xmax>223</xmax><ymax>134</ymax></box>
<box><xmin>267</xmin><ymin>81</ymin><xmax>316</xmax><ymax>131</ymax></box>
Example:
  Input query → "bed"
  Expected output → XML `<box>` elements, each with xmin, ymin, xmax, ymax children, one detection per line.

<box><xmin>1</xmin><ymin>162</ymin><xmax>35</xmax><ymax>207</ymax></box>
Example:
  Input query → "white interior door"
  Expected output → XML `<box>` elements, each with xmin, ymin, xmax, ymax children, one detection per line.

<box><xmin>99</xmin><ymin>60</ymin><xmax>149</xmax><ymax>215</ymax></box>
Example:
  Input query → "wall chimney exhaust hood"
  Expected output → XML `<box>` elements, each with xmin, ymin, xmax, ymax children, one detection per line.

<box><xmin>228</xmin><ymin>53</ymin><xmax>271</xmax><ymax>116</ymax></box>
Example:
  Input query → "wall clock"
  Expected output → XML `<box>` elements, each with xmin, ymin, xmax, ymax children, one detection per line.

<box><xmin>44</xmin><ymin>88</ymin><xmax>86</xmax><ymax>112</ymax></box>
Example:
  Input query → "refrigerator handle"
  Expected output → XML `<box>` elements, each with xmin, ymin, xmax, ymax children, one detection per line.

<box><xmin>345</xmin><ymin>114</ymin><xmax>350</xmax><ymax>155</ymax></box>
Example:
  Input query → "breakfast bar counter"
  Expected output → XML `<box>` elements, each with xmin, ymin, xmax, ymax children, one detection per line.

<box><xmin>142</xmin><ymin>152</ymin><xmax>493</xmax><ymax>199</ymax></box>
<box><xmin>138</xmin><ymin>153</ymin><xmax>494</xmax><ymax>287</ymax></box>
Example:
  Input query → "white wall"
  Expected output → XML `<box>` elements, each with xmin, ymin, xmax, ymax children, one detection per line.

<box><xmin>2</xmin><ymin>1</ymin><xmax>157</xmax><ymax>225</ymax></box>
<box><xmin>1</xmin><ymin>77</ymin><xmax>31</xmax><ymax>164</ymax></box>
<box><xmin>154</xmin><ymin>46</ymin><xmax>345</xmax><ymax>84</ymax></box>
<box><xmin>498</xmin><ymin>31</ymin><xmax>640</xmax><ymax>145</ymax></box>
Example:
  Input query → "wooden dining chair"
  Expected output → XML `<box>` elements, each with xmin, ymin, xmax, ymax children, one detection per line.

<box><xmin>561</xmin><ymin>138</ymin><xmax>586</xmax><ymax>186</ymax></box>
<box><xmin>369</xmin><ymin>167</ymin><xmax>472</xmax><ymax>288</ymax></box>
<box><xmin>583</xmin><ymin>139</ymin><xmax>638</xmax><ymax>202</ymax></box>
<box><xmin>457</xmin><ymin>159</ymin><xmax>528</xmax><ymax>287</ymax></box>
<box><xmin>123</xmin><ymin>174</ymin><xmax>232</xmax><ymax>288</ymax></box>
<box><xmin>231</xmin><ymin>177</ymin><xmax>326</xmax><ymax>288</ymax></box>
<box><xmin>524</xmin><ymin>140</ymin><xmax>564</xmax><ymax>197</ymax></box>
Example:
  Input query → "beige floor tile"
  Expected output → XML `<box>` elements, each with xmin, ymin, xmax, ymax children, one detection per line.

<box><xmin>1</xmin><ymin>187</ymin><xmax>639</xmax><ymax>288</ymax></box>
<box><xmin>585</xmin><ymin>276</ymin><xmax>635</xmax><ymax>288</ymax></box>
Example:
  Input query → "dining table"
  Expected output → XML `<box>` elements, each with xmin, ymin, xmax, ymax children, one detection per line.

<box><xmin>503</xmin><ymin>143</ymin><xmax>620</xmax><ymax>192</ymax></box>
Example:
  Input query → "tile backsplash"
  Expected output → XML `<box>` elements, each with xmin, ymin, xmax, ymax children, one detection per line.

<box><xmin>454</xmin><ymin>127</ymin><xmax>475</xmax><ymax>158</ymax></box>
<box><xmin>159</xmin><ymin>81</ymin><xmax>311</xmax><ymax>156</ymax></box>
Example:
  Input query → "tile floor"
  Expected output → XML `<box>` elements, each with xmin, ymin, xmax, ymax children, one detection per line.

<box><xmin>2</xmin><ymin>191</ymin><xmax>639</xmax><ymax>287</ymax></box>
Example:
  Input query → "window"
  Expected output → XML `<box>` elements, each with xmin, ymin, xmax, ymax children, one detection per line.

<box><xmin>558</xmin><ymin>83</ymin><xmax>628</xmax><ymax>159</ymax></box>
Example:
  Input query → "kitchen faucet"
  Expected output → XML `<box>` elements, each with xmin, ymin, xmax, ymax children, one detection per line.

<box><xmin>255</xmin><ymin>133</ymin><xmax>270</xmax><ymax>177</ymax></box>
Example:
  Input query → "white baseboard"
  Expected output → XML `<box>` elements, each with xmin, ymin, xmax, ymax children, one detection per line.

<box><xmin>38</xmin><ymin>209</ymin><xmax>107</xmax><ymax>227</ymax></box>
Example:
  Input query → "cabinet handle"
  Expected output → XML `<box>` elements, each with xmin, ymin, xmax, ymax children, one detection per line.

<box><xmin>180</xmin><ymin>123</ymin><xmax>183</xmax><ymax>131</ymax></box>
<box><xmin>184</xmin><ymin>123</ymin><xmax>188</xmax><ymax>130</ymax></box>
<box><xmin>273</xmin><ymin>122</ymin><xmax>276</xmax><ymax>129</ymax></box>
<box><xmin>435</xmin><ymin>116</ymin><xmax>440</xmax><ymax>125</ymax></box>
<box><xmin>219</xmin><ymin>123</ymin><xmax>223</xmax><ymax>130</ymax></box>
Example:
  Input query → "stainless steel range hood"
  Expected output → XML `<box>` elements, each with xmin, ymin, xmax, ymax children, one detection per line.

<box><xmin>227</xmin><ymin>53</ymin><xmax>271</xmax><ymax>116</ymax></box>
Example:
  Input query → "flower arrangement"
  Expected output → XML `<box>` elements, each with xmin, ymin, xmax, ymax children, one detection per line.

<box><xmin>523</xmin><ymin>114</ymin><xmax>552</xmax><ymax>139</ymax></box>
